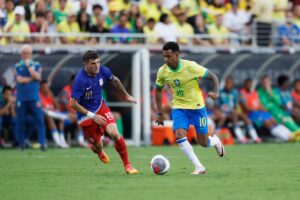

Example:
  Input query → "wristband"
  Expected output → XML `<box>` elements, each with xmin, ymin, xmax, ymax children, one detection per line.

<box><xmin>157</xmin><ymin>112</ymin><xmax>163</xmax><ymax>115</ymax></box>
<box><xmin>86</xmin><ymin>111</ymin><xmax>95</xmax><ymax>118</ymax></box>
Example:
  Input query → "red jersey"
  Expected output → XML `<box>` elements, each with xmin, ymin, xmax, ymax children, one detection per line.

<box><xmin>291</xmin><ymin>90</ymin><xmax>300</xmax><ymax>106</ymax></box>
<box><xmin>240</xmin><ymin>88</ymin><xmax>261</xmax><ymax>112</ymax></box>
<box><xmin>39</xmin><ymin>92</ymin><xmax>55</xmax><ymax>110</ymax></box>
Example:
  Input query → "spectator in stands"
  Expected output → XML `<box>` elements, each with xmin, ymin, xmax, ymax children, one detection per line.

<box><xmin>154</xmin><ymin>13</ymin><xmax>178</xmax><ymax>43</ymax></box>
<box><xmin>57</xmin><ymin>75</ymin><xmax>88</xmax><ymax>147</ymax></box>
<box><xmin>77</xmin><ymin>11</ymin><xmax>90</xmax><ymax>32</ymax></box>
<box><xmin>273</xmin><ymin>0</ymin><xmax>289</xmax><ymax>22</ymax></box>
<box><xmin>202</xmin><ymin>0</ymin><xmax>227</xmax><ymax>24</ymax></box>
<box><xmin>5</xmin><ymin>5</ymin><xmax>30</xmax><ymax>44</ymax></box>
<box><xmin>131</xmin><ymin>15</ymin><xmax>145</xmax><ymax>43</ymax></box>
<box><xmin>53</xmin><ymin>0</ymin><xmax>71</xmax><ymax>24</ymax></box>
<box><xmin>292</xmin><ymin>5</ymin><xmax>300</xmax><ymax>27</ymax></box>
<box><xmin>77</xmin><ymin>11</ymin><xmax>90</xmax><ymax>42</ymax></box>
<box><xmin>0</xmin><ymin>86</ymin><xmax>16</xmax><ymax>148</ymax></box>
<box><xmin>139</xmin><ymin>0</ymin><xmax>169</xmax><ymax>22</ymax></box>
<box><xmin>44</xmin><ymin>10</ymin><xmax>57</xmax><ymax>43</ymax></box>
<box><xmin>180</xmin><ymin>0</ymin><xmax>200</xmax><ymax>18</ymax></box>
<box><xmin>277</xmin><ymin>11</ymin><xmax>300</xmax><ymax>46</ymax></box>
<box><xmin>39</xmin><ymin>80</ymin><xmax>69</xmax><ymax>148</ymax></box>
<box><xmin>277</xmin><ymin>75</ymin><xmax>300</xmax><ymax>124</ymax></box>
<box><xmin>5</xmin><ymin>0</ymin><xmax>15</xmax><ymax>25</ymax></box>
<box><xmin>77</xmin><ymin>0</ymin><xmax>88</xmax><ymax>15</ymax></box>
<box><xmin>89</xmin><ymin>15</ymin><xmax>109</xmax><ymax>44</ymax></box>
<box><xmin>31</xmin><ymin>0</ymin><xmax>47</xmax><ymax>23</ymax></box>
<box><xmin>105</xmin><ymin>1</ymin><xmax>121</xmax><ymax>30</ymax></box>
<box><xmin>192</xmin><ymin>14</ymin><xmax>210</xmax><ymax>46</ymax></box>
<box><xmin>0</xmin><ymin>9</ymin><xmax>5</xmax><ymax>45</ymax></box>
<box><xmin>91</xmin><ymin>4</ymin><xmax>103</xmax><ymax>25</ymax></box>
<box><xmin>143</xmin><ymin>17</ymin><xmax>157</xmax><ymax>44</ymax></box>
<box><xmin>258</xmin><ymin>75</ymin><xmax>300</xmax><ymax>133</ymax></box>
<box><xmin>240</xmin><ymin>78</ymin><xmax>292</xmax><ymax>141</ymax></box>
<box><xmin>219</xmin><ymin>76</ymin><xmax>262</xmax><ymax>143</ymax></box>
<box><xmin>223</xmin><ymin>1</ymin><xmax>251</xmax><ymax>45</ymax></box>
<box><xmin>29</xmin><ymin>12</ymin><xmax>48</xmax><ymax>43</ymax></box>
<box><xmin>251</xmin><ymin>0</ymin><xmax>274</xmax><ymax>46</ymax></box>
<box><xmin>128</xmin><ymin>3</ymin><xmax>141</xmax><ymax>31</ymax></box>
<box><xmin>57</xmin><ymin>9</ymin><xmax>83</xmax><ymax>44</ymax></box>
<box><xmin>110</xmin><ymin>11</ymin><xmax>132</xmax><ymax>43</ymax></box>
<box><xmin>208</xmin><ymin>14</ymin><xmax>229</xmax><ymax>46</ymax></box>
<box><xmin>14</xmin><ymin>44</ymin><xmax>46</xmax><ymax>151</ymax></box>
<box><xmin>175</xmin><ymin>12</ymin><xmax>194</xmax><ymax>45</ymax></box>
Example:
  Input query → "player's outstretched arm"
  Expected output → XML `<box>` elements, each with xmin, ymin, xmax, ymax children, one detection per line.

<box><xmin>155</xmin><ymin>87</ymin><xmax>164</xmax><ymax>125</ymax></box>
<box><xmin>111</xmin><ymin>76</ymin><xmax>137</xmax><ymax>103</ymax></box>
<box><xmin>205</xmin><ymin>70</ymin><xmax>219</xmax><ymax>100</ymax></box>
<box><xmin>70</xmin><ymin>98</ymin><xmax>107</xmax><ymax>126</ymax></box>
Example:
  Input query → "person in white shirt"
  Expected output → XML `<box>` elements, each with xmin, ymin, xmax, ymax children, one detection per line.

<box><xmin>154</xmin><ymin>13</ymin><xmax>178</xmax><ymax>43</ymax></box>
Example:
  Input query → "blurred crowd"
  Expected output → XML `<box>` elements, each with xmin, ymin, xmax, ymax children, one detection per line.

<box><xmin>151</xmin><ymin>75</ymin><xmax>300</xmax><ymax>144</ymax></box>
<box><xmin>0</xmin><ymin>0</ymin><xmax>300</xmax><ymax>46</ymax></box>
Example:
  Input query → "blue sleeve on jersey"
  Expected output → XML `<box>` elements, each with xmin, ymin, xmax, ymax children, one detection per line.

<box><xmin>71</xmin><ymin>77</ymin><xmax>85</xmax><ymax>100</ymax></box>
<box><xmin>102</xmin><ymin>66</ymin><xmax>114</xmax><ymax>81</ymax></box>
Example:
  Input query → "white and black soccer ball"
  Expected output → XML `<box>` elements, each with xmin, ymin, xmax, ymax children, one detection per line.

<box><xmin>150</xmin><ymin>155</ymin><xmax>170</xmax><ymax>175</ymax></box>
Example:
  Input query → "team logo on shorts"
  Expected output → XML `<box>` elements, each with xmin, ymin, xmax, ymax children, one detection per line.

<box><xmin>99</xmin><ymin>78</ymin><xmax>103</xmax><ymax>86</ymax></box>
<box><xmin>174</xmin><ymin>79</ymin><xmax>180</xmax><ymax>87</ymax></box>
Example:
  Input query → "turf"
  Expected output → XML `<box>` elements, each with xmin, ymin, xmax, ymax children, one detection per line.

<box><xmin>0</xmin><ymin>143</ymin><xmax>300</xmax><ymax>200</ymax></box>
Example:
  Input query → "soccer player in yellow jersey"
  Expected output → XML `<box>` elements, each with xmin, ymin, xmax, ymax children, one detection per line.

<box><xmin>155</xmin><ymin>42</ymin><xmax>225</xmax><ymax>175</ymax></box>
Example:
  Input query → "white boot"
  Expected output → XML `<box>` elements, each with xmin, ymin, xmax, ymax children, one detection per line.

<box><xmin>52</xmin><ymin>132</ymin><xmax>64</xmax><ymax>148</ymax></box>
<box><xmin>59</xmin><ymin>134</ymin><xmax>69</xmax><ymax>148</ymax></box>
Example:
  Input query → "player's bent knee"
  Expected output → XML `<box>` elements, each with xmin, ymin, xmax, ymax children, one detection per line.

<box><xmin>106</xmin><ymin>124</ymin><xmax>121</xmax><ymax>141</ymax></box>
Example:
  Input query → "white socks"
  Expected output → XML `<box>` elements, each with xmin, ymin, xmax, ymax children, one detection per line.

<box><xmin>247</xmin><ymin>125</ymin><xmax>259</xmax><ymax>140</ymax></box>
<box><xmin>176</xmin><ymin>137</ymin><xmax>205</xmax><ymax>171</ymax></box>
<box><xmin>208</xmin><ymin>135</ymin><xmax>218</xmax><ymax>147</ymax></box>
<box><xmin>52</xmin><ymin>131</ymin><xmax>62</xmax><ymax>146</ymax></box>
<box><xmin>234</xmin><ymin>126</ymin><xmax>245</xmax><ymax>141</ymax></box>
<box><xmin>271</xmin><ymin>125</ymin><xmax>292</xmax><ymax>141</ymax></box>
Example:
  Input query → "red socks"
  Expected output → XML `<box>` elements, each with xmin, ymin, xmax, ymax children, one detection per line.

<box><xmin>114</xmin><ymin>137</ymin><xmax>130</xmax><ymax>167</ymax></box>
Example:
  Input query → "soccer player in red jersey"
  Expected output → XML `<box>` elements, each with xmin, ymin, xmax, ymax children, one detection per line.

<box><xmin>70</xmin><ymin>50</ymin><xmax>138</xmax><ymax>174</ymax></box>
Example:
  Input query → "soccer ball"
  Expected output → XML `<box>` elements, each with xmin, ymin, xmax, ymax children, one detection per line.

<box><xmin>150</xmin><ymin>155</ymin><xmax>170</xmax><ymax>175</ymax></box>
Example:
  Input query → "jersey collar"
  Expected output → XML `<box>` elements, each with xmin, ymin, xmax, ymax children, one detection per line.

<box><xmin>168</xmin><ymin>59</ymin><xmax>182</xmax><ymax>72</ymax></box>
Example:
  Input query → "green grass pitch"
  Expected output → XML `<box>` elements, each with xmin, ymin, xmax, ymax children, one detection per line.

<box><xmin>0</xmin><ymin>144</ymin><xmax>300</xmax><ymax>200</ymax></box>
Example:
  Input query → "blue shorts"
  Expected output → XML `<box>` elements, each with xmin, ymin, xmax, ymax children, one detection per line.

<box><xmin>172</xmin><ymin>107</ymin><xmax>208</xmax><ymax>134</ymax></box>
<box><xmin>248</xmin><ymin>111</ymin><xmax>273</xmax><ymax>127</ymax></box>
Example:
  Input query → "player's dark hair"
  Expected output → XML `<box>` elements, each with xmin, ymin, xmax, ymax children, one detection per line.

<box><xmin>261</xmin><ymin>74</ymin><xmax>269</xmax><ymax>80</ymax></box>
<box><xmin>162</xmin><ymin>42</ymin><xmax>180</xmax><ymax>52</ymax></box>
<box><xmin>83</xmin><ymin>50</ymin><xmax>99</xmax><ymax>63</ymax></box>
<box><xmin>225</xmin><ymin>75</ymin><xmax>233</xmax><ymax>81</ymax></box>
<box><xmin>70</xmin><ymin>74</ymin><xmax>76</xmax><ymax>81</ymax></box>
<box><xmin>2</xmin><ymin>85</ymin><xmax>12</xmax><ymax>94</ymax></box>
<box><xmin>244</xmin><ymin>78</ymin><xmax>252</xmax><ymax>84</ymax></box>
<box><xmin>41</xmin><ymin>79</ymin><xmax>48</xmax><ymax>85</ymax></box>
<box><xmin>277</xmin><ymin>75</ymin><xmax>289</xmax><ymax>87</ymax></box>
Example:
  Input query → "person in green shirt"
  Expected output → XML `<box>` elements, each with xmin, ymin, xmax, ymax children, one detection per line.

<box><xmin>258</xmin><ymin>75</ymin><xmax>300</xmax><ymax>133</ymax></box>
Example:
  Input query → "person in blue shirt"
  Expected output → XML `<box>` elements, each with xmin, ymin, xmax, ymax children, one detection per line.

<box><xmin>277</xmin><ymin>11</ymin><xmax>300</xmax><ymax>46</ymax></box>
<box><xmin>110</xmin><ymin>11</ymin><xmax>132</xmax><ymax>43</ymax></box>
<box><xmin>70</xmin><ymin>50</ymin><xmax>138</xmax><ymax>174</ymax></box>
<box><xmin>219</xmin><ymin>76</ymin><xmax>262</xmax><ymax>143</ymax></box>
<box><xmin>14</xmin><ymin>44</ymin><xmax>46</xmax><ymax>151</ymax></box>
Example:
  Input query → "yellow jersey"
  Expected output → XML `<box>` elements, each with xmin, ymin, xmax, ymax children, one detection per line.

<box><xmin>155</xmin><ymin>59</ymin><xmax>208</xmax><ymax>110</ymax></box>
